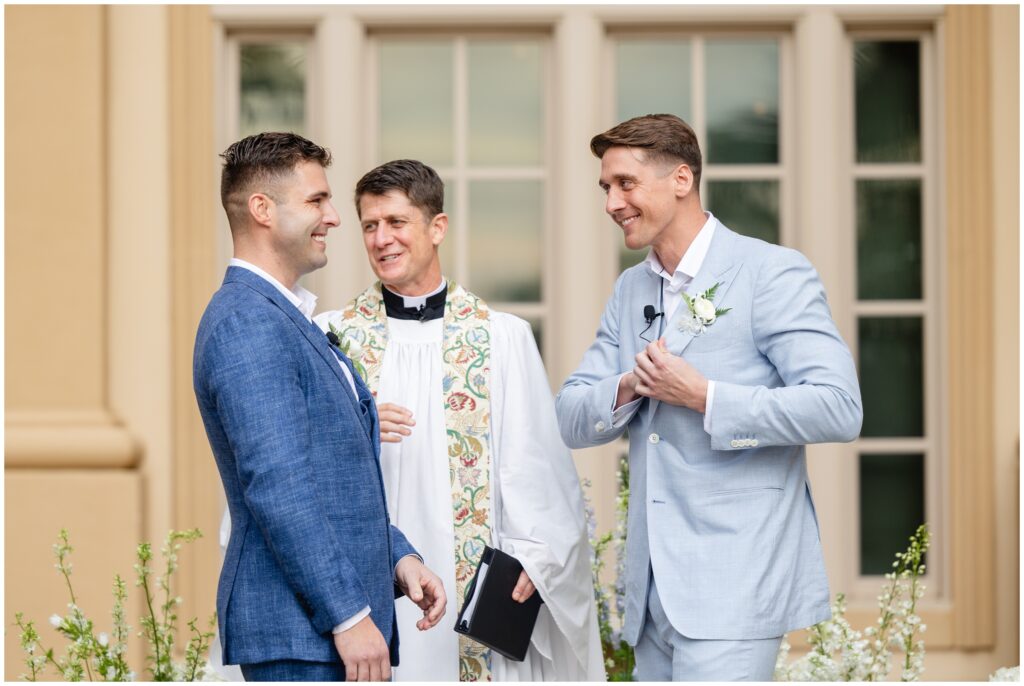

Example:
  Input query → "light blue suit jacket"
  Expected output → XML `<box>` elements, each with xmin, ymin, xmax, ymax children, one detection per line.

<box><xmin>193</xmin><ymin>267</ymin><xmax>417</xmax><ymax>668</ymax></box>
<box><xmin>557</xmin><ymin>225</ymin><xmax>862</xmax><ymax>643</ymax></box>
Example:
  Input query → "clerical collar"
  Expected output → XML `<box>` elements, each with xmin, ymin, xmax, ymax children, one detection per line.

<box><xmin>382</xmin><ymin>281</ymin><xmax>447</xmax><ymax>321</ymax></box>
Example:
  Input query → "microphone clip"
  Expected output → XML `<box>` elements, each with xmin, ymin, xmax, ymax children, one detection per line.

<box><xmin>640</xmin><ymin>305</ymin><xmax>664</xmax><ymax>343</ymax></box>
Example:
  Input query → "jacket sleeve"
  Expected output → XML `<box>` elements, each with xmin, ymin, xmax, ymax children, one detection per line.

<box><xmin>201</xmin><ymin>309</ymin><xmax>371</xmax><ymax>634</ymax></box>
<box><xmin>709</xmin><ymin>248</ymin><xmax>863</xmax><ymax>450</ymax></box>
<box><xmin>555</xmin><ymin>274</ymin><xmax>640</xmax><ymax>449</ymax></box>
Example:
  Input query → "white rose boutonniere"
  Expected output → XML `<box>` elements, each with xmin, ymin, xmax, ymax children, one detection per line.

<box><xmin>680</xmin><ymin>282</ymin><xmax>731</xmax><ymax>335</ymax></box>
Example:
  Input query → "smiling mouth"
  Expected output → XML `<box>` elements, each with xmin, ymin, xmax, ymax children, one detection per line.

<box><xmin>618</xmin><ymin>215</ymin><xmax>640</xmax><ymax>228</ymax></box>
<box><xmin>312</xmin><ymin>234</ymin><xmax>326</xmax><ymax>243</ymax></box>
<box><xmin>379</xmin><ymin>254</ymin><xmax>401</xmax><ymax>263</ymax></box>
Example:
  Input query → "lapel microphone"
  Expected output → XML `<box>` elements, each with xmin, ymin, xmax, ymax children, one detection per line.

<box><xmin>643</xmin><ymin>305</ymin><xmax>664</xmax><ymax>325</ymax></box>
<box><xmin>640</xmin><ymin>305</ymin><xmax>664</xmax><ymax>342</ymax></box>
<box><xmin>326</xmin><ymin>331</ymin><xmax>341</xmax><ymax>347</ymax></box>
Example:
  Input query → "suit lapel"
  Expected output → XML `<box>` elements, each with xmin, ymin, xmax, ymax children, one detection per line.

<box><xmin>644</xmin><ymin>226</ymin><xmax>744</xmax><ymax>424</ymax></box>
<box><xmin>225</xmin><ymin>268</ymin><xmax>370</xmax><ymax>438</ymax></box>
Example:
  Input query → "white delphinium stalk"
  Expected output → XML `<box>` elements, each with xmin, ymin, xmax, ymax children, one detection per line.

<box><xmin>776</xmin><ymin>525</ymin><xmax>931</xmax><ymax>682</ymax></box>
<box><xmin>613</xmin><ymin>457</ymin><xmax>630</xmax><ymax>629</ymax></box>
<box><xmin>989</xmin><ymin>666</ymin><xmax>1021</xmax><ymax>682</ymax></box>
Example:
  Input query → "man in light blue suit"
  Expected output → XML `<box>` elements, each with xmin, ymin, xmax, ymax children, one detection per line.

<box><xmin>194</xmin><ymin>133</ymin><xmax>446</xmax><ymax>681</ymax></box>
<box><xmin>556</xmin><ymin>115</ymin><xmax>863</xmax><ymax>681</ymax></box>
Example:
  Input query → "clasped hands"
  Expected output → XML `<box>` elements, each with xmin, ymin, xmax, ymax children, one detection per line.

<box><xmin>617</xmin><ymin>337</ymin><xmax>708</xmax><ymax>413</ymax></box>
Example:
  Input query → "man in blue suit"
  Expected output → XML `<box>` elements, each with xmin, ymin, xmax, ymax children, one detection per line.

<box><xmin>556</xmin><ymin>115</ymin><xmax>863</xmax><ymax>681</ymax></box>
<box><xmin>194</xmin><ymin>132</ymin><xmax>446</xmax><ymax>681</ymax></box>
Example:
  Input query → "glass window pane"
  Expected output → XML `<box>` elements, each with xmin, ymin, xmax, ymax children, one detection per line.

<box><xmin>859</xmin><ymin>453</ymin><xmax>925</xmax><ymax>575</ymax></box>
<box><xmin>707</xmin><ymin>180</ymin><xmax>780</xmax><ymax>244</ymax></box>
<box><xmin>706</xmin><ymin>39</ymin><xmax>779</xmax><ymax>164</ymax></box>
<box><xmin>240</xmin><ymin>43</ymin><xmax>306</xmax><ymax>137</ymax></box>
<box><xmin>856</xmin><ymin>179</ymin><xmax>922</xmax><ymax>299</ymax></box>
<box><xmin>468</xmin><ymin>41</ymin><xmax>543</xmax><ymax>166</ymax></box>
<box><xmin>522</xmin><ymin>315</ymin><xmax>544</xmax><ymax>363</ymax></box>
<box><xmin>855</xmin><ymin>41</ymin><xmax>921</xmax><ymax>163</ymax></box>
<box><xmin>859</xmin><ymin>317</ymin><xmax>923</xmax><ymax>437</ymax></box>
<box><xmin>438</xmin><ymin>179</ymin><xmax>456</xmax><ymax>278</ymax></box>
<box><xmin>616</xmin><ymin>40</ymin><xmax>692</xmax><ymax>123</ymax></box>
<box><xmin>468</xmin><ymin>181</ymin><xmax>542</xmax><ymax>302</ymax></box>
<box><xmin>379</xmin><ymin>41</ymin><xmax>454</xmax><ymax>167</ymax></box>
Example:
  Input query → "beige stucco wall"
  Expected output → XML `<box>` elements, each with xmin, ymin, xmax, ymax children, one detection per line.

<box><xmin>4</xmin><ymin>4</ymin><xmax>1018</xmax><ymax>681</ymax></box>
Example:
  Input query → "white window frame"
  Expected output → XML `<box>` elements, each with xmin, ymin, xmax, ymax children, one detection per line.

<box><xmin>364</xmin><ymin>30</ymin><xmax>555</xmax><ymax>361</ymax></box>
<box><xmin>605</xmin><ymin>29</ymin><xmax>796</xmax><ymax>273</ymax></box>
<box><xmin>844</xmin><ymin>29</ymin><xmax>945</xmax><ymax>603</ymax></box>
<box><xmin>216</xmin><ymin>30</ymin><xmax>317</xmax><ymax>276</ymax></box>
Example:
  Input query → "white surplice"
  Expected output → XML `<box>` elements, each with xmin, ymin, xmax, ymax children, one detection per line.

<box><xmin>376</xmin><ymin>312</ymin><xmax>605</xmax><ymax>682</ymax></box>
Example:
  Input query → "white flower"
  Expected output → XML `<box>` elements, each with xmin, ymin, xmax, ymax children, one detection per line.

<box><xmin>49</xmin><ymin>614</ymin><xmax>62</xmax><ymax>627</ymax></box>
<box><xmin>989</xmin><ymin>666</ymin><xmax>1020</xmax><ymax>682</ymax></box>
<box><xmin>693</xmin><ymin>295</ymin><xmax>716</xmax><ymax>323</ymax></box>
<box><xmin>98</xmin><ymin>632</ymin><xmax>109</xmax><ymax>647</ymax></box>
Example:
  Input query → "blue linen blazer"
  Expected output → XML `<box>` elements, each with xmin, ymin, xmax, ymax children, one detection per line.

<box><xmin>556</xmin><ymin>225</ymin><xmax>862</xmax><ymax>644</ymax></box>
<box><xmin>193</xmin><ymin>266</ymin><xmax>417</xmax><ymax>667</ymax></box>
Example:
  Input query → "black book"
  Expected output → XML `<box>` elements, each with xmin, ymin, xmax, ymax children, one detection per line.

<box><xmin>454</xmin><ymin>545</ymin><xmax>543</xmax><ymax>662</ymax></box>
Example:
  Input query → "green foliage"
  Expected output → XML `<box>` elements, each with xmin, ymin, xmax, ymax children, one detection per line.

<box><xmin>585</xmin><ymin>457</ymin><xmax>636</xmax><ymax>681</ymax></box>
<box><xmin>13</xmin><ymin>528</ymin><xmax>215</xmax><ymax>682</ymax></box>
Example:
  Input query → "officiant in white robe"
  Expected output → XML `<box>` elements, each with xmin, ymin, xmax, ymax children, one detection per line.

<box><xmin>315</xmin><ymin>159</ymin><xmax>604</xmax><ymax>682</ymax></box>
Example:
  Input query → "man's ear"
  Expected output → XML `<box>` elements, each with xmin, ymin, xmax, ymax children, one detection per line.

<box><xmin>248</xmin><ymin>193</ymin><xmax>274</xmax><ymax>228</ymax></box>
<box><xmin>429</xmin><ymin>212</ymin><xmax>448</xmax><ymax>247</ymax></box>
<box><xmin>672</xmin><ymin>163</ymin><xmax>696</xmax><ymax>199</ymax></box>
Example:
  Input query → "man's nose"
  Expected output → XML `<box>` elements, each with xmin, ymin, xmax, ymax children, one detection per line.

<box><xmin>605</xmin><ymin>187</ymin><xmax>626</xmax><ymax>215</ymax></box>
<box><xmin>322</xmin><ymin>200</ymin><xmax>341</xmax><ymax>228</ymax></box>
<box><xmin>373</xmin><ymin>223</ymin><xmax>394</xmax><ymax>248</ymax></box>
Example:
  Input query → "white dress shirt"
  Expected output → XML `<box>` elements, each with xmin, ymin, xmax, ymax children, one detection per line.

<box><xmin>611</xmin><ymin>212</ymin><xmax>719</xmax><ymax>434</ymax></box>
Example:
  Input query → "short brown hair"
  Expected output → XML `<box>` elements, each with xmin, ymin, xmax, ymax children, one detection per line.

<box><xmin>590</xmin><ymin>114</ymin><xmax>702</xmax><ymax>188</ymax></box>
<box><xmin>354</xmin><ymin>159</ymin><xmax>444</xmax><ymax>220</ymax></box>
<box><xmin>220</xmin><ymin>132</ymin><xmax>332</xmax><ymax>227</ymax></box>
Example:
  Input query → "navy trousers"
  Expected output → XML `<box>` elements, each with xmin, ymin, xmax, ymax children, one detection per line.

<box><xmin>240</xmin><ymin>659</ymin><xmax>347</xmax><ymax>682</ymax></box>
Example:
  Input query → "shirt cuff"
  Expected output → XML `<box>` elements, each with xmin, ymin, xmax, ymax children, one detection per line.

<box><xmin>611</xmin><ymin>373</ymin><xmax>643</xmax><ymax>427</ymax></box>
<box><xmin>703</xmin><ymin>380</ymin><xmax>716</xmax><ymax>434</ymax></box>
<box><xmin>332</xmin><ymin>606</ymin><xmax>371</xmax><ymax>634</ymax></box>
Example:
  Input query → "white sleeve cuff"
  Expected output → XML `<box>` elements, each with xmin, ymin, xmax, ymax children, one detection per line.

<box><xmin>612</xmin><ymin>397</ymin><xmax>642</xmax><ymax>428</ymax></box>
<box><xmin>610</xmin><ymin>373</ymin><xmax>643</xmax><ymax>427</ymax></box>
<box><xmin>332</xmin><ymin>606</ymin><xmax>371</xmax><ymax>634</ymax></box>
<box><xmin>703</xmin><ymin>380</ymin><xmax>716</xmax><ymax>434</ymax></box>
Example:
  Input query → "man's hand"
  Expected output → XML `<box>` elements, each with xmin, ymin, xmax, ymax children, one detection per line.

<box><xmin>377</xmin><ymin>402</ymin><xmax>415</xmax><ymax>444</ymax></box>
<box><xmin>333</xmin><ymin>615</ymin><xmax>391</xmax><ymax>682</ymax></box>
<box><xmin>395</xmin><ymin>556</ymin><xmax>447</xmax><ymax>630</ymax></box>
<box><xmin>632</xmin><ymin>338</ymin><xmax>709</xmax><ymax>412</ymax></box>
<box><xmin>511</xmin><ymin>570</ymin><xmax>536</xmax><ymax>603</ymax></box>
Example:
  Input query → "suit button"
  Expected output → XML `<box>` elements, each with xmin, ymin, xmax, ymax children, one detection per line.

<box><xmin>730</xmin><ymin>439</ymin><xmax>741</xmax><ymax>448</ymax></box>
<box><xmin>750</xmin><ymin>439</ymin><xmax>759</xmax><ymax>447</ymax></box>
<box><xmin>649</xmin><ymin>433</ymin><xmax>660</xmax><ymax>444</ymax></box>
<box><xmin>595</xmin><ymin>420</ymin><xmax>607</xmax><ymax>432</ymax></box>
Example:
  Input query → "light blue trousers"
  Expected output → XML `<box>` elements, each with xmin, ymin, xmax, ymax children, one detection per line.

<box><xmin>635</xmin><ymin>575</ymin><xmax>782</xmax><ymax>681</ymax></box>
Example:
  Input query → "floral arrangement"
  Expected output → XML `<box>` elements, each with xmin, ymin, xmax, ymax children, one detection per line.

<box><xmin>989</xmin><ymin>666</ymin><xmax>1020</xmax><ymax>681</ymax></box>
<box><xmin>583</xmin><ymin>461</ymin><xmax>933</xmax><ymax>683</ymax></box>
<box><xmin>13</xmin><ymin>529</ymin><xmax>215</xmax><ymax>682</ymax></box>
<box><xmin>583</xmin><ymin>456</ymin><xmax>634</xmax><ymax>681</ymax></box>
<box><xmin>775</xmin><ymin>524</ymin><xmax>930</xmax><ymax>681</ymax></box>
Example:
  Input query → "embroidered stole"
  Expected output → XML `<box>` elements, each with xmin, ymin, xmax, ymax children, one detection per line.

<box><xmin>330</xmin><ymin>281</ymin><xmax>494</xmax><ymax>682</ymax></box>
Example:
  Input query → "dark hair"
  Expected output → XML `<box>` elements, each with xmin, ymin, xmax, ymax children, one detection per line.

<box><xmin>590</xmin><ymin>114</ymin><xmax>703</xmax><ymax>188</ymax></box>
<box><xmin>220</xmin><ymin>132</ymin><xmax>332</xmax><ymax>226</ymax></box>
<box><xmin>354</xmin><ymin>159</ymin><xmax>444</xmax><ymax>220</ymax></box>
